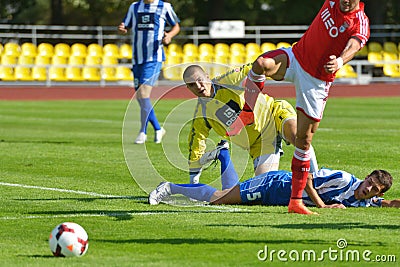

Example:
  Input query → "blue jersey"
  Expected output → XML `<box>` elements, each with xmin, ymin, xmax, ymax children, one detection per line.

<box><xmin>122</xmin><ymin>0</ymin><xmax>180</xmax><ymax>64</ymax></box>
<box><xmin>239</xmin><ymin>169</ymin><xmax>382</xmax><ymax>207</ymax></box>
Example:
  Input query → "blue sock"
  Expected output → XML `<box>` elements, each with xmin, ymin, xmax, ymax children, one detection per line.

<box><xmin>169</xmin><ymin>183</ymin><xmax>217</xmax><ymax>202</ymax></box>
<box><xmin>218</xmin><ymin>149</ymin><xmax>239</xmax><ymax>190</ymax></box>
<box><xmin>137</xmin><ymin>98</ymin><xmax>160</xmax><ymax>133</ymax></box>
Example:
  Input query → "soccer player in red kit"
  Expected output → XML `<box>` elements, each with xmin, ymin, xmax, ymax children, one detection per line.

<box><xmin>226</xmin><ymin>0</ymin><xmax>370</xmax><ymax>214</ymax></box>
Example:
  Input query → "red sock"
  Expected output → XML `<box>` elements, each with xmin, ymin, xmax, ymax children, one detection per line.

<box><xmin>290</xmin><ymin>156</ymin><xmax>310</xmax><ymax>199</ymax></box>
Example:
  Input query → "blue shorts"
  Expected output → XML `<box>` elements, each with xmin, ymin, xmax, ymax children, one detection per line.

<box><xmin>239</xmin><ymin>170</ymin><xmax>292</xmax><ymax>206</ymax></box>
<box><xmin>132</xmin><ymin>61</ymin><xmax>162</xmax><ymax>90</ymax></box>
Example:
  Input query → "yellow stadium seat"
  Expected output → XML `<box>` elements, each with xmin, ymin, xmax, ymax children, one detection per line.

<box><xmin>18</xmin><ymin>55</ymin><xmax>34</xmax><ymax>65</ymax></box>
<box><xmin>21</xmin><ymin>43</ymin><xmax>37</xmax><ymax>57</ymax></box>
<box><xmin>230</xmin><ymin>43</ymin><xmax>245</xmax><ymax>56</ymax></box>
<box><xmin>4</xmin><ymin>43</ymin><xmax>21</xmax><ymax>57</ymax></box>
<box><xmin>103</xmin><ymin>44</ymin><xmax>120</xmax><ymax>58</ymax></box>
<box><xmin>87</xmin><ymin>43</ymin><xmax>103</xmax><ymax>57</ymax></box>
<box><xmin>54</xmin><ymin>43</ymin><xmax>71</xmax><ymax>58</ymax></box>
<box><xmin>32</xmin><ymin>66</ymin><xmax>48</xmax><ymax>81</ymax></box>
<box><xmin>382</xmin><ymin>52</ymin><xmax>400</xmax><ymax>77</ymax></box>
<box><xmin>182</xmin><ymin>54</ymin><xmax>198</xmax><ymax>64</ymax></box>
<box><xmin>336</xmin><ymin>64</ymin><xmax>357</xmax><ymax>78</ymax></box>
<box><xmin>261</xmin><ymin>42</ymin><xmax>276</xmax><ymax>53</ymax></box>
<box><xmin>85</xmin><ymin>55</ymin><xmax>102</xmax><ymax>66</ymax></box>
<box><xmin>1</xmin><ymin>54</ymin><xmax>17</xmax><ymax>65</ymax></box>
<box><xmin>355</xmin><ymin>45</ymin><xmax>368</xmax><ymax>58</ymax></box>
<box><xmin>115</xmin><ymin>66</ymin><xmax>133</xmax><ymax>81</ymax></box>
<box><xmin>245</xmin><ymin>43</ymin><xmax>261</xmax><ymax>63</ymax></box>
<box><xmin>0</xmin><ymin>43</ymin><xmax>3</xmax><ymax>55</ymax></box>
<box><xmin>166</xmin><ymin>43</ymin><xmax>182</xmax><ymax>56</ymax></box>
<box><xmin>37</xmin><ymin>43</ymin><xmax>54</xmax><ymax>58</ymax></box>
<box><xmin>214</xmin><ymin>43</ymin><xmax>229</xmax><ymax>55</ymax></box>
<box><xmin>163</xmin><ymin>54</ymin><xmax>182</xmax><ymax>80</ymax></box>
<box><xmin>71</xmin><ymin>43</ymin><xmax>87</xmax><ymax>57</ymax></box>
<box><xmin>83</xmin><ymin>67</ymin><xmax>101</xmax><ymax>81</ymax></box>
<box><xmin>119</xmin><ymin>44</ymin><xmax>132</xmax><ymax>59</ymax></box>
<box><xmin>383</xmin><ymin>42</ymin><xmax>398</xmax><ymax>53</ymax></box>
<box><xmin>368</xmin><ymin>51</ymin><xmax>383</xmax><ymax>67</ymax></box>
<box><xmin>230</xmin><ymin>54</ymin><xmax>245</xmax><ymax>66</ymax></box>
<box><xmin>0</xmin><ymin>66</ymin><xmax>15</xmax><ymax>81</ymax></box>
<box><xmin>198</xmin><ymin>43</ymin><xmax>214</xmax><ymax>57</ymax></box>
<box><xmin>183</xmin><ymin>43</ymin><xmax>198</xmax><ymax>57</ymax></box>
<box><xmin>102</xmin><ymin>56</ymin><xmax>118</xmax><ymax>81</ymax></box>
<box><xmin>51</xmin><ymin>55</ymin><xmax>68</xmax><ymax>66</ymax></box>
<box><xmin>35</xmin><ymin>55</ymin><xmax>51</xmax><ymax>66</ymax></box>
<box><xmin>15</xmin><ymin>66</ymin><xmax>33</xmax><ymax>81</ymax></box>
<box><xmin>49</xmin><ymin>66</ymin><xmax>67</xmax><ymax>81</ymax></box>
<box><xmin>66</xmin><ymin>67</ymin><xmax>84</xmax><ymax>81</ymax></box>
<box><xmin>68</xmin><ymin>55</ymin><xmax>85</xmax><ymax>66</ymax></box>
<box><xmin>368</xmin><ymin>42</ymin><xmax>382</xmax><ymax>53</ymax></box>
<box><xmin>212</xmin><ymin>55</ymin><xmax>230</xmax><ymax>77</ymax></box>
<box><xmin>276</xmin><ymin>42</ymin><xmax>291</xmax><ymax>49</ymax></box>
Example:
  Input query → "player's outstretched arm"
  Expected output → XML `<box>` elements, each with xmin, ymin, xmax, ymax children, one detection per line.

<box><xmin>304</xmin><ymin>174</ymin><xmax>345</xmax><ymax>209</ymax></box>
<box><xmin>381</xmin><ymin>199</ymin><xmax>400</xmax><ymax>208</ymax></box>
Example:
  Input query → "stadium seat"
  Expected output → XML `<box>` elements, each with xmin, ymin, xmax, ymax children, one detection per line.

<box><xmin>68</xmin><ymin>55</ymin><xmax>85</xmax><ymax>66</ymax></box>
<box><xmin>163</xmin><ymin>54</ymin><xmax>182</xmax><ymax>80</ymax></box>
<box><xmin>230</xmin><ymin>54</ymin><xmax>245</xmax><ymax>66</ymax></box>
<box><xmin>0</xmin><ymin>43</ymin><xmax>3</xmax><ymax>55</ymax></box>
<box><xmin>102</xmin><ymin>56</ymin><xmax>118</xmax><ymax>81</ymax></box>
<box><xmin>54</xmin><ymin>43</ymin><xmax>71</xmax><ymax>58</ymax></box>
<box><xmin>198</xmin><ymin>43</ymin><xmax>214</xmax><ymax>57</ymax></box>
<box><xmin>214</xmin><ymin>43</ymin><xmax>229</xmax><ymax>57</ymax></box>
<box><xmin>21</xmin><ymin>42</ymin><xmax>37</xmax><ymax>57</ymax></box>
<box><xmin>182</xmin><ymin>54</ymin><xmax>199</xmax><ymax>64</ymax></box>
<box><xmin>382</xmin><ymin>52</ymin><xmax>400</xmax><ymax>78</ymax></box>
<box><xmin>183</xmin><ymin>43</ymin><xmax>198</xmax><ymax>57</ymax></box>
<box><xmin>368</xmin><ymin>51</ymin><xmax>383</xmax><ymax>67</ymax></box>
<box><xmin>32</xmin><ymin>66</ymin><xmax>48</xmax><ymax>81</ymax></box>
<box><xmin>37</xmin><ymin>43</ymin><xmax>54</xmax><ymax>58</ymax></box>
<box><xmin>71</xmin><ymin>43</ymin><xmax>87</xmax><ymax>58</ymax></box>
<box><xmin>213</xmin><ymin>55</ymin><xmax>230</xmax><ymax>77</ymax></box>
<box><xmin>85</xmin><ymin>55</ymin><xmax>102</xmax><ymax>66</ymax></box>
<box><xmin>35</xmin><ymin>55</ymin><xmax>51</xmax><ymax>66</ymax></box>
<box><xmin>245</xmin><ymin>43</ymin><xmax>261</xmax><ymax>63</ymax></box>
<box><xmin>17</xmin><ymin>55</ymin><xmax>34</xmax><ymax>80</ymax></box>
<box><xmin>276</xmin><ymin>42</ymin><xmax>291</xmax><ymax>49</ymax></box>
<box><xmin>119</xmin><ymin>43</ymin><xmax>132</xmax><ymax>60</ymax></box>
<box><xmin>115</xmin><ymin>66</ymin><xmax>133</xmax><ymax>81</ymax></box>
<box><xmin>230</xmin><ymin>43</ymin><xmax>245</xmax><ymax>57</ymax></box>
<box><xmin>336</xmin><ymin>64</ymin><xmax>357</xmax><ymax>78</ymax></box>
<box><xmin>261</xmin><ymin>42</ymin><xmax>277</xmax><ymax>53</ymax></box>
<box><xmin>103</xmin><ymin>44</ymin><xmax>120</xmax><ymax>58</ymax></box>
<box><xmin>87</xmin><ymin>43</ymin><xmax>103</xmax><ymax>57</ymax></box>
<box><xmin>4</xmin><ymin>42</ymin><xmax>21</xmax><ymax>57</ymax></box>
<box><xmin>368</xmin><ymin>42</ymin><xmax>383</xmax><ymax>53</ymax></box>
<box><xmin>166</xmin><ymin>43</ymin><xmax>182</xmax><ymax>56</ymax></box>
<box><xmin>51</xmin><ymin>55</ymin><xmax>68</xmax><ymax>66</ymax></box>
<box><xmin>0</xmin><ymin>65</ymin><xmax>15</xmax><ymax>81</ymax></box>
<box><xmin>82</xmin><ymin>66</ymin><xmax>101</xmax><ymax>81</ymax></box>
<box><xmin>355</xmin><ymin>45</ymin><xmax>368</xmax><ymax>58</ymax></box>
<box><xmin>66</xmin><ymin>66</ymin><xmax>84</xmax><ymax>81</ymax></box>
<box><xmin>1</xmin><ymin>54</ymin><xmax>17</xmax><ymax>65</ymax></box>
<box><xmin>383</xmin><ymin>42</ymin><xmax>398</xmax><ymax>53</ymax></box>
<box><xmin>49</xmin><ymin>66</ymin><xmax>67</xmax><ymax>81</ymax></box>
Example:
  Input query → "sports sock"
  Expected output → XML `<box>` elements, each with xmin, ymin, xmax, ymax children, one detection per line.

<box><xmin>218</xmin><ymin>149</ymin><xmax>239</xmax><ymax>190</ymax></box>
<box><xmin>169</xmin><ymin>183</ymin><xmax>217</xmax><ymax>202</ymax></box>
<box><xmin>137</xmin><ymin>98</ymin><xmax>161</xmax><ymax>133</ymax></box>
<box><xmin>243</xmin><ymin>69</ymin><xmax>265</xmax><ymax>110</ymax></box>
<box><xmin>308</xmin><ymin>144</ymin><xmax>319</xmax><ymax>173</ymax></box>
<box><xmin>290</xmin><ymin>148</ymin><xmax>311</xmax><ymax>199</ymax></box>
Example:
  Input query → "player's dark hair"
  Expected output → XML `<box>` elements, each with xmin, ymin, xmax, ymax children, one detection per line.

<box><xmin>183</xmin><ymin>64</ymin><xmax>205</xmax><ymax>81</ymax></box>
<box><xmin>370</xmin><ymin>170</ymin><xmax>393</xmax><ymax>193</ymax></box>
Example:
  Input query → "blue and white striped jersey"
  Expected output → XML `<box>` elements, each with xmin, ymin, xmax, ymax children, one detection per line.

<box><xmin>122</xmin><ymin>0</ymin><xmax>180</xmax><ymax>64</ymax></box>
<box><xmin>239</xmin><ymin>169</ymin><xmax>382</xmax><ymax>207</ymax></box>
<box><xmin>303</xmin><ymin>168</ymin><xmax>382</xmax><ymax>207</ymax></box>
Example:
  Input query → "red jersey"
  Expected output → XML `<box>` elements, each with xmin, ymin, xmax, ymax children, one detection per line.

<box><xmin>292</xmin><ymin>0</ymin><xmax>369</xmax><ymax>82</ymax></box>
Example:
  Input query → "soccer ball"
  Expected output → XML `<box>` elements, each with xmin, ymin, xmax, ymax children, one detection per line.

<box><xmin>49</xmin><ymin>222</ymin><xmax>89</xmax><ymax>257</ymax></box>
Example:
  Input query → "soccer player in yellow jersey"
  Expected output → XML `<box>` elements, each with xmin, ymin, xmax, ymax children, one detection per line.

<box><xmin>183</xmin><ymin>64</ymin><xmax>318</xmax><ymax>184</ymax></box>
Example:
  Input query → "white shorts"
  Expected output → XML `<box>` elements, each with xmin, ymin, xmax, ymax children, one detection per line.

<box><xmin>253</xmin><ymin>152</ymin><xmax>280</xmax><ymax>172</ymax></box>
<box><xmin>281</xmin><ymin>47</ymin><xmax>332</xmax><ymax>121</ymax></box>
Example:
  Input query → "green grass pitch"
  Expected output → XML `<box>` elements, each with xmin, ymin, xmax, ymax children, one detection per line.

<box><xmin>0</xmin><ymin>97</ymin><xmax>399</xmax><ymax>266</ymax></box>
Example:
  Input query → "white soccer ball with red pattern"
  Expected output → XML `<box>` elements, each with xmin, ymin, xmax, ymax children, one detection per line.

<box><xmin>49</xmin><ymin>222</ymin><xmax>89</xmax><ymax>257</ymax></box>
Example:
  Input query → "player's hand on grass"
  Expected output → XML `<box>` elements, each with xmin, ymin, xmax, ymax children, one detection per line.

<box><xmin>322</xmin><ymin>203</ymin><xmax>346</xmax><ymax>209</ymax></box>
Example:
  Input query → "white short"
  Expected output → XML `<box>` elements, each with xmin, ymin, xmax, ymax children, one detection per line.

<box><xmin>253</xmin><ymin>152</ymin><xmax>280</xmax><ymax>172</ymax></box>
<box><xmin>281</xmin><ymin>47</ymin><xmax>332</xmax><ymax>121</ymax></box>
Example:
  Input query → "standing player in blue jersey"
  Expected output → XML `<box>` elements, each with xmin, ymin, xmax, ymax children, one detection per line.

<box><xmin>149</xmin><ymin>144</ymin><xmax>398</xmax><ymax>209</ymax></box>
<box><xmin>119</xmin><ymin>0</ymin><xmax>180</xmax><ymax>144</ymax></box>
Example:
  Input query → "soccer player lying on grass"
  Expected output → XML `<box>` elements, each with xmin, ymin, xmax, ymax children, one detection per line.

<box><xmin>149</xmin><ymin>142</ymin><xmax>399</xmax><ymax>209</ymax></box>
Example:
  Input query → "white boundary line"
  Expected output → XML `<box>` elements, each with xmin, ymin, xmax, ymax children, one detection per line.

<box><xmin>0</xmin><ymin>181</ymin><xmax>246</xmax><ymax>220</ymax></box>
